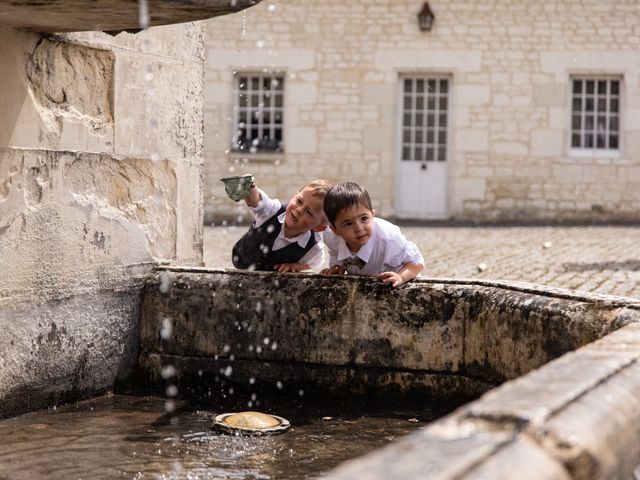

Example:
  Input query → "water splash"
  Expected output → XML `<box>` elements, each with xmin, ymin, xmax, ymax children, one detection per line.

<box><xmin>138</xmin><ymin>0</ymin><xmax>150</xmax><ymax>29</ymax></box>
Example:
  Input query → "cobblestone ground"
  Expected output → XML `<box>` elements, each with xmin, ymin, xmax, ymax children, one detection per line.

<box><xmin>204</xmin><ymin>225</ymin><xmax>640</xmax><ymax>300</ymax></box>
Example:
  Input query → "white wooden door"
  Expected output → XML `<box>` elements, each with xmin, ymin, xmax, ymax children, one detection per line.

<box><xmin>396</xmin><ymin>76</ymin><xmax>449</xmax><ymax>220</ymax></box>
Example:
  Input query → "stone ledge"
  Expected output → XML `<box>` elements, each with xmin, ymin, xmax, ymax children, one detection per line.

<box><xmin>324</xmin><ymin>322</ymin><xmax>640</xmax><ymax>479</ymax></box>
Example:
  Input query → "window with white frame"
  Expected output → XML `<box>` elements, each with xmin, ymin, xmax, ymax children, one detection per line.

<box><xmin>401</xmin><ymin>77</ymin><xmax>449</xmax><ymax>162</ymax></box>
<box><xmin>231</xmin><ymin>73</ymin><xmax>284</xmax><ymax>154</ymax></box>
<box><xmin>570</xmin><ymin>77</ymin><xmax>620</xmax><ymax>151</ymax></box>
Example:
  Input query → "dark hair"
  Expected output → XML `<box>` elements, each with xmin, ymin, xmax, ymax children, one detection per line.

<box><xmin>323</xmin><ymin>181</ymin><xmax>372</xmax><ymax>225</ymax></box>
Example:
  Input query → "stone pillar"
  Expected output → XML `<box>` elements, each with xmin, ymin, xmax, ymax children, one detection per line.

<box><xmin>0</xmin><ymin>23</ymin><xmax>204</xmax><ymax>417</ymax></box>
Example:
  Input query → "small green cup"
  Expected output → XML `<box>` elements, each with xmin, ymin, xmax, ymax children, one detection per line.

<box><xmin>220</xmin><ymin>174</ymin><xmax>255</xmax><ymax>202</ymax></box>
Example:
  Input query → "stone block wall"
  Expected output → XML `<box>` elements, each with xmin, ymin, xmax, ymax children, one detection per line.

<box><xmin>203</xmin><ymin>0</ymin><xmax>640</xmax><ymax>223</ymax></box>
<box><xmin>0</xmin><ymin>24</ymin><xmax>204</xmax><ymax>417</ymax></box>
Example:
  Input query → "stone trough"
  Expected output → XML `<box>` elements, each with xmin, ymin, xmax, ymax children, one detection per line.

<box><xmin>135</xmin><ymin>266</ymin><xmax>640</xmax><ymax>479</ymax></box>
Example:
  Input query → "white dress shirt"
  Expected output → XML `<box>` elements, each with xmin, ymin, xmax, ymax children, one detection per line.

<box><xmin>248</xmin><ymin>189</ymin><xmax>325</xmax><ymax>269</ymax></box>
<box><xmin>324</xmin><ymin>217</ymin><xmax>424</xmax><ymax>275</ymax></box>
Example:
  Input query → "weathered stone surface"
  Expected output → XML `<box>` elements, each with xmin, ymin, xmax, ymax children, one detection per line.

<box><xmin>0</xmin><ymin>0</ymin><xmax>262</xmax><ymax>33</ymax></box>
<box><xmin>0</xmin><ymin>289</ymin><xmax>142</xmax><ymax>418</ymax></box>
<box><xmin>26</xmin><ymin>38</ymin><xmax>114</xmax><ymax>141</ymax></box>
<box><xmin>138</xmin><ymin>353</ymin><xmax>492</xmax><ymax>403</ymax></box>
<box><xmin>461</xmin><ymin>349</ymin><xmax>634</xmax><ymax>427</ymax></box>
<box><xmin>134</xmin><ymin>268</ymin><xmax>640</xmax><ymax>478</ymax></box>
<box><xmin>326</xmin><ymin>430</ymin><xmax>572</xmax><ymax>480</ymax></box>
<box><xmin>0</xmin><ymin>149</ymin><xmax>176</xmax><ymax>301</ymax></box>
<box><xmin>322</xmin><ymin>320</ymin><xmax>640</xmax><ymax>480</ymax></box>
<box><xmin>1</xmin><ymin>20</ymin><xmax>204</xmax><ymax>418</ymax></box>
<box><xmin>539</xmin><ymin>364</ymin><xmax>640</xmax><ymax>479</ymax></box>
<box><xmin>136</xmin><ymin>268</ymin><xmax>638</xmax><ymax>397</ymax></box>
<box><xmin>460</xmin><ymin>437</ymin><xmax>572</xmax><ymax>480</ymax></box>
<box><xmin>324</xmin><ymin>416</ymin><xmax>515</xmax><ymax>480</ymax></box>
<box><xmin>536</xmin><ymin>326</ymin><xmax>640</xmax><ymax>480</ymax></box>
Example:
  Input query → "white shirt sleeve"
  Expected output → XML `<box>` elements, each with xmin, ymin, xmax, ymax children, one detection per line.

<box><xmin>322</xmin><ymin>229</ymin><xmax>340</xmax><ymax>267</ymax></box>
<box><xmin>387</xmin><ymin>233</ymin><xmax>424</xmax><ymax>269</ymax></box>
<box><xmin>249</xmin><ymin>188</ymin><xmax>282</xmax><ymax>228</ymax></box>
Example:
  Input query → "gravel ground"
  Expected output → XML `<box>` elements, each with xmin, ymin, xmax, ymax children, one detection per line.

<box><xmin>204</xmin><ymin>224</ymin><xmax>640</xmax><ymax>300</ymax></box>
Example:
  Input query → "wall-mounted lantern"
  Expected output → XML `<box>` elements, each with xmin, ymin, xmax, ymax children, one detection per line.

<box><xmin>417</xmin><ymin>2</ymin><xmax>435</xmax><ymax>32</ymax></box>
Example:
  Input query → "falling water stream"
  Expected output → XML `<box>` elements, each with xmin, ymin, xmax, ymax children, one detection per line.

<box><xmin>0</xmin><ymin>391</ymin><xmax>447</xmax><ymax>479</ymax></box>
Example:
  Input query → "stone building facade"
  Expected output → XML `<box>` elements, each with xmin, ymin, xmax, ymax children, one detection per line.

<box><xmin>203</xmin><ymin>0</ymin><xmax>640</xmax><ymax>223</ymax></box>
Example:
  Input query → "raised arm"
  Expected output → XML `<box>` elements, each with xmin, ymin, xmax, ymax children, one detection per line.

<box><xmin>244</xmin><ymin>182</ymin><xmax>261</xmax><ymax>208</ymax></box>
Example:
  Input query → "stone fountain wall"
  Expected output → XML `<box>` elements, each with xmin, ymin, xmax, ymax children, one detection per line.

<box><xmin>0</xmin><ymin>24</ymin><xmax>204</xmax><ymax>417</ymax></box>
<box><xmin>135</xmin><ymin>268</ymin><xmax>638</xmax><ymax>398</ymax></box>
<box><xmin>136</xmin><ymin>268</ymin><xmax>640</xmax><ymax>479</ymax></box>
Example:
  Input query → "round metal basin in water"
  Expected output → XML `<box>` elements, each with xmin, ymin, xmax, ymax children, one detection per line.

<box><xmin>213</xmin><ymin>411</ymin><xmax>290</xmax><ymax>436</ymax></box>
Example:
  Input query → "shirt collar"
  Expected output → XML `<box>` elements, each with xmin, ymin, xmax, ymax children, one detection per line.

<box><xmin>278</xmin><ymin>211</ymin><xmax>311</xmax><ymax>247</ymax></box>
<box><xmin>336</xmin><ymin>227</ymin><xmax>375</xmax><ymax>263</ymax></box>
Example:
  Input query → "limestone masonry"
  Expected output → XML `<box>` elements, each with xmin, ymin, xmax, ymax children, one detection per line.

<box><xmin>203</xmin><ymin>0</ymin><xmax>640</xmax><ymax>223</ymax></box>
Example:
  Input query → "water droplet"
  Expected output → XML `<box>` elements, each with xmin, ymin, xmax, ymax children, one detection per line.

<box><xmin>166</xmin><ymin>384</ymin><xmax>178</xmax><ymax>397</ymax></box>
<box><xmin>256</xmin><ymin>40</ymin><xmax>265</xmax><ymax>48</ymax></box>
<box><xmin>138</xmin><ymin>0</ymin><xmax>150</xmax><ymax>29</ymax></box>
<box><xmin>267</xmin><ymin>4</ymin><xmax>276</xmax><ymax>12</ymax></box>
<box><xmin>263</xmin><ymin>337</ymin><xmax>270</xmax><ymax>345</ymax></box>
<box><xmin>161</xmin><ymin>365</ymin><xmax>176</xmax><ymax>379</ymax></box>
<box><xmin>223</xmin><ymin>345</ymin><xmax>231</xmax><ymax>353</ymax></box>
<box><xmin>144</xmin><ymin>72</ymin><xmax>154</xmax><ymax>82</ymax></box>
<box><xmin>159</xmin><ymin>273</ymin><xmax>171</xmax><ymax>293</ymax></box>
<box><xmin>276</xmin><ymin>381</ymin><xmax>283</xmax><ymax>389</ymax></box>
<box><xmin>160</xmin><ymin>318</ymin><xmax>173</xmax><ymax>340</ymax></box>
<box><xmin>298</xmin><ymin>389</ymin><xmax>304</xmax><ymax>396</ymax></box>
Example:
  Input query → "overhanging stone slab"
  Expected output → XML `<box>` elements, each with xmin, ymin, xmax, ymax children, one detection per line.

<box><xmin>0</xmin><ymin>0</ymin><xmax>262</xmax><ymax>33</ymax></box>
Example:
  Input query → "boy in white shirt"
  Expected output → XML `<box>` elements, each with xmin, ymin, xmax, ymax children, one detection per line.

<box><xmin>321</xmin><ymin>181</ymin><xmax>424</xmax><ymax>287</ymax></box>
<box><xmin>222</xmin><ymin>174</ymin><xmax>332</xmax><ymax>272</ymax></box>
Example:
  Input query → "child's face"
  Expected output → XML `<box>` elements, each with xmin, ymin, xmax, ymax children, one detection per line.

<box><xmin>330</xmin><ymin>204</ymin><xmax>374</xmax><ymax>252</ymax></box>
<box><xmin>284</xmin><ymin>187</ymin><xmax>326</xmax><ymax>235</ymax></box>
